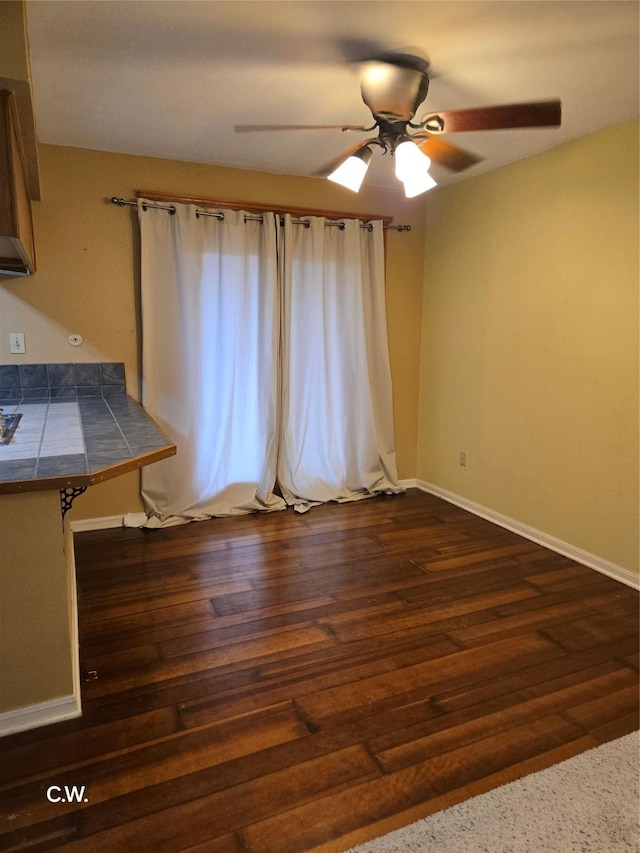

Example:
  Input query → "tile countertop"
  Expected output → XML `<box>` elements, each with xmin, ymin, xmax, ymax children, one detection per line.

<box><xmin>0</xmin><ymin>395</ymin><xmax>176</xmax><ymax>495</ymax></box>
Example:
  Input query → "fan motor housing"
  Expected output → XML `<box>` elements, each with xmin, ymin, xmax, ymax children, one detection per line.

<box><xmin>360</xmin><ymin>62</ymin><xmax>430</xmax><ymax>122</ymax></box>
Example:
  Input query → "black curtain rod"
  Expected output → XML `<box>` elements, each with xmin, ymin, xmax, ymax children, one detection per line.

<box><xmin>110</xmin><ymin>197</ymin><xmax>411</xmax><ymax>232</ymax></box>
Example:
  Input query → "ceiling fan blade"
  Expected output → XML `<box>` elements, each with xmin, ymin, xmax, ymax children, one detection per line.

<box><xmin>420</xmin><ymin>100</ymin><xmax>562</xmax><ymax>133</ymax></box>
<box><xmin>313</xmin><ymin>139</ymin><xmax>377</xmax><ymax>177</ymax></box>
<box><xmin>412</xmin><ymin>133</ymin><xmax>483</xmax><ymax>172</ymax></box>
<box><xmin>235</xmin><ymin>124</ymin><xmax>369</xmax><ymax>133</ymax></box>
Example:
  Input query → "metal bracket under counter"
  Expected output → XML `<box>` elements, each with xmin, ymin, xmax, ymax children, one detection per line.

<box><xmin>60</xmin><ymin>485</ymin><xmax>88</xmax><ymax>518</ymax></box>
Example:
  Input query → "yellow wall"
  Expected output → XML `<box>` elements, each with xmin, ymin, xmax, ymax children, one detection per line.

<box><xmin>0</xmin><ymin>144</ymin><xmax>427</xmax><ymax>519</ymax></box>
<box><xmin>0</xmin><ymin>491</ymin><xmax>77</xmax><ymax>713</ymax></box>
<box><xmin>418</xmin><ymin>120</ymin><xmax>639</xmax><ymax>573</ymax></box>
<box><xmin>0</xmin><ymin>1</ymin><xmax>29</xmax><ymax>79</ymax></box>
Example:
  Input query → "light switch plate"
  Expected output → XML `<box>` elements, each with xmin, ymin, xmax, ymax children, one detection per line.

<box><xmin>9</xmin><ymin>332</ymin><xmax>26</xmax><ymax>354</ymax></box>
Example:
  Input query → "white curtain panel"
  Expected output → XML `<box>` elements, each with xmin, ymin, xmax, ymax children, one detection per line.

<box><xmin>138</xmin><ymin>201</ymin><xmax>400</xmax><ymax>525</ymax></box>
<box><xmin>278</xmin><ymin>215</ymin><xmax>402</xmax><ymax>511</ymax></box>
<box><xmin>138</xmin><ymin>201</ymin><xmax>285</xmax><ymax>523</ymax></box>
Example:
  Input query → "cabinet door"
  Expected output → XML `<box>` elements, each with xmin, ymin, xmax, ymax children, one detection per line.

<box><xmin>0</xmin><ymin>90</ymin><xmax>35</xmax><ymax>276</ymax></box>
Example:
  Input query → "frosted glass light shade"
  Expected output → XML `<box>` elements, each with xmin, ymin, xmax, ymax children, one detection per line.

<box><xmin>394</xmin><ymin>139</ymin><xmax>437</xmax><ymax>197</ymax></box>
<box><xmin>402</xmin><ymin>169</ymin><xmax>437</xmax><ymax>197</ymax></box>
<box><xmin>394</xmin><ymin>139</ymin><xmax>432</xmax><ymax>180</ymax></box>
<box><xmin>327</xmin><ymin>148</ymin><xmax>372</xmax><ymax>192</ymax></box>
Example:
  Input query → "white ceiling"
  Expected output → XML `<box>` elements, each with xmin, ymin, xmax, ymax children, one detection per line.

<box><xmin>25</xmin><ymin>0</ymin><xmax>639</xmax><ymax>191</ymax></box>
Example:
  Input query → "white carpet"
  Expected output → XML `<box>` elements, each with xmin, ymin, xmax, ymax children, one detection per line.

<box><xmin>348</xmin><ymin>732</ymin><xmax>639</xmax><ymax>852</ymax></box>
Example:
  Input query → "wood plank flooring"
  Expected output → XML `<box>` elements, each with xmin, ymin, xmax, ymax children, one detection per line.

<box><xmin>1</xmin><ymin>489</ymin><xmax>638</xmax><ymax>852</ymax></box>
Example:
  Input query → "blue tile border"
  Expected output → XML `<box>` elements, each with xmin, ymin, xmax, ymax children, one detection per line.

<box><xmin>75</xmin><ymin>363</ymin><xmax>101</xmax><ymax>386</ymax></box>
<box><xmin>0</xmin><ymin>363</ymin><xmax>126</xmax><ymax>400</ymax></box>
<box><xmin>19</xmin><ymin>364</ymin><xmax>48</xmax><ymax>388</ymax></box>
<box><xmin>101</xmin><ymin>362</ymin><xmax>126</xmax><ymax>385</ymax></box>
<box><xmin>0</xmin><ymin>459</ymin><xmax>37</xmax><ymax>480</ymax></box>
<box><xmin>48</xmin><ymin>363</ymin><xmax>76</xmax><ymax>387</ymax></box>
<box><xmin>36</xmin><ymin>453</ymin><xmax>88</xmax><ymax>478</ymax></box>
<box><xmin>0</xmin><ymin>365</ymin><xmax>20</xmax><ymax>389</ymax></box>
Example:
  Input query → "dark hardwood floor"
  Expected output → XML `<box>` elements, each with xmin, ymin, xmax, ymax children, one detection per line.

<box><xmin>1</xmin><ymin>489</ymin><xmax>638</xmax><ymax>852</ymax></box>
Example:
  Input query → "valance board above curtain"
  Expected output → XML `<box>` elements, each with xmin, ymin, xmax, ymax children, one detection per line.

<box><xmin>110</xmin><ymin>193</ymin><xmax>411</xmax><ymax>231</ymax></box>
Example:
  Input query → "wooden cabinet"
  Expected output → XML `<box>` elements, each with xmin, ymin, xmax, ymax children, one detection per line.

<box><xmin>0</xmin><ymin>90</ymin><xmax>35</xmax><ymax>276</ymax></box>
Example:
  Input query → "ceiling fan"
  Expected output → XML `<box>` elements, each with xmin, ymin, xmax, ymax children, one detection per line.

<box><xmin>235</xmin><ymin>52</ymin><xmax>562</xmax><ymax>196</ymax></box>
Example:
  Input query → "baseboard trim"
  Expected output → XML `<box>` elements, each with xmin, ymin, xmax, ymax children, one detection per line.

<box><xmin>0</xmin><ymin>694</ymin><xmax>81</xmax><ymax>737</ymax></box>
<box><xmin>398</xmin><ymin>478</ymin><xmax>417</xmax><ymax>489</ymax></box>
<box><xmin>70</xmin><ymin>515</ymin><xmax>124</xmax><ymax>533</ymax></box>
<box><xmin>415</xmin><ymin>480</ymin><xmax>639</xmax><ymax>591</ymax></box>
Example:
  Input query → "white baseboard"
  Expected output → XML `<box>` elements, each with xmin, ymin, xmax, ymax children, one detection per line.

<box><xmin>398</xmin><ymin>478</ymin><xmax>417</xmax><ymax>489</ymax></box>
<box><xmin>415</xmin><ymin>480</ymin><xmax>639</xmax><ymax>591</ymax></box>
<box><xmin>0</xmin><ymin>693</ymin><xmax>81</xmax><ymax>737</ymax></box>
<box><xmin>70</xmin><ymin>514</ymin><xmax>124</xmax><ymax>533</ymax></box>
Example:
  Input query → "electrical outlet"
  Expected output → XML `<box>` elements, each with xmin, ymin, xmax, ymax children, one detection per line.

<box><xmin>459</xmin><ymin>451</ymin><xmax>467</xmax><ymax>467</ymax></box>
<box><xmin>9</xmin><ymin>332</ymin><xmax>26</xmax><ymax>354</ymax></box>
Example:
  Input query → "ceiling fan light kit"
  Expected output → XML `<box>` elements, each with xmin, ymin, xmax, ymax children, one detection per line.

<box><xmin>236</xmin><ymin>52</ymin><xmax>561</xmax><ymax>198</ymax></box>
<box><xmin>330</xmin><ymin>136</ymin><xmax>438</xmax><ymax>197</ymax></box>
